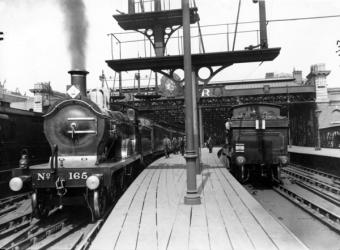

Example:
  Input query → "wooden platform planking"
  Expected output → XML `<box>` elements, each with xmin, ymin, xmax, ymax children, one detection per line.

<box><xmin>90</xmin><ymin>148</ymin><xmax>307</xmax><ymax>250</ymax></box>
<box><xmin>89</xmin><ymin>168</ymin><xmax>152</xmax><ymax>248</ymax></box>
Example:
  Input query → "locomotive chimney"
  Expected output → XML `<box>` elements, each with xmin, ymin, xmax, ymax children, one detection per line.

<box><xmin>68</xmin><ymin>70</ymin><xmax>89</xmax><ymax>97</ymax></box>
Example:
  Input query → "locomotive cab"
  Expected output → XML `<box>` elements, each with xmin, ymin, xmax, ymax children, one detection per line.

<box><xmin>230</xmin><ymin>103</ymin><xmax>289</xmax><ymax>184</ymax></box>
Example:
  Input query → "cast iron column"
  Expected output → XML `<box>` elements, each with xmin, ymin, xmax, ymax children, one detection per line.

<box><xmin>154</xmin><ymin>0</ymin><xmax>162</xmax><ymax>11</ymax></box>
<box><xmin>258</xmin><ymin>0</ymin><xmax>268</xmax><ymax>48</ymax></box>
<box><xmin>199</xmin><ymin>106</ymin><xmax>204</xmax><ymax>147</ymax></box>
<box><xmin>183</xmin><ymin>0</ymin><xmax>200</xmax><ymax>205</ymax></box>
<box><xmin>315</xmin><ymin>110</ymin><xmax>322</xmax><ymax>150</ymax></box>
<box><xmin>192</xmin><ymin>72</ymin><xmax>200</xmax><ymax>174</ymax></box>
<box><xmin>128</xmin><ymin>0</ymin><xmax>135</xmax><ymax>14</ymax></box>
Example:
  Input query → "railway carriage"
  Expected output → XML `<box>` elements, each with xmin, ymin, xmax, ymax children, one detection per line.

<box><xmin>9</xmin><ymin>70</ymin><xmax>182</xmax><ymax>220</ymax></box>
<box><xmin>229</xmin><ymin>103</ymin><xmax>289</xmax><ymax>184</ymax></box>
<box><xmin>0</xmin><ymin>106</ymin><xmax>50</xmax><ymax>170</ymax></box>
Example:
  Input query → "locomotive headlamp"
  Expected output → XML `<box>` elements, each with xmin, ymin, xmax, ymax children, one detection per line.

<box><xmin>9</xmin><ymin>176</ymin><xmax>31</xmax><ymax>191</ymax></box>
<box><xmin>235</xmin><ymin>156</ymin><xmax>246</xmax><ymax>166</ymax></box>
<box><xmin>9</xmin><ymin>177</ymin><xmax>23</xmax><ymax>191</ymax></box>
<box><xmin>86</xmin><ymin>175</ymin><xmax>100</xmax><ymax>190</ymax></box>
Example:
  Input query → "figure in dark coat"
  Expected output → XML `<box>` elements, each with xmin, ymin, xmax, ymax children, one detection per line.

<box><xmin>207</xmin><ymin>136</ymin><xmax>213</xmax><ymax>153</ymax></box>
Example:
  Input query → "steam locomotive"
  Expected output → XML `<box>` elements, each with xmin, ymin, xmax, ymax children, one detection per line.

<box><xmin>9</xmin><ymin>70</ymin><xmax>183</xmax><ymax>220</ymax></box>
<box><xmin>229</xmin><ymin>103</ymin><xmax>289</xmax><ymax>184</ymax></box>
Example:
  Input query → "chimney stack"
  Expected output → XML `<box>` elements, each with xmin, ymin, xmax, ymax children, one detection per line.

<box><xmin>293</xmin><ymin>70</ymin><xmax>303</xmax><ymax>85</ymax></box>
<box><xmin>68</xmin><ymin>70</ymin><xmax>89</xmax><ymax>97</ymax></box>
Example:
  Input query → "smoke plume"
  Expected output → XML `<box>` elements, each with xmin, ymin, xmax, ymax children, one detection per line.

<box><xmin>59</xmin><ymin>0</ymin><xmax>88</xmax><ymax>69</ymax></box>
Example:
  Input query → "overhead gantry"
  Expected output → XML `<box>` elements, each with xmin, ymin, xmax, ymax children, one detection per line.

<box><xmin>108</xmin><ymin>0</ymin><xmax>281</xmax><ymax>205</ymax></box>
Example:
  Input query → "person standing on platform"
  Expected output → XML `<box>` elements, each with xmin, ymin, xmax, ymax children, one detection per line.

<box><xmin>180</xmin><ymin>136</ymin><xmax>186</xmax><ymax>156</ymax></box>
<box><xmin>172</xmin><ymin>137</ymin><xmax>178</xmax><ymax>154</ymax></box>
<box><xmin>221</xmin><ymin>143</ymin><xmax>233</xmax><ymax>170</ymax></box>
<box><xmin>207</xmin><ymin>136</ymin><xmax>213</xmax><ymax>153</ymax></box>
<box><xmin>163</xmin><ymin>135</ymin><xmax>171</xmax><ymax>158</ymax></box>
<box><xmin>225</xmin><ymin>118</ymin><xmax>232</xmax><ymax>144</ymax></box>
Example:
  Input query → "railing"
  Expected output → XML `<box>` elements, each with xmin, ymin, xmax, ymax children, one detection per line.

<box><xmin>108</xmin><ymin>23</ymin><xmax>261</xmax><ymax>60</ymax></box>
<box><xmin>128</xmin><ymin>0</ymin><xmax>179</xmax><ymax>14</ymax></box>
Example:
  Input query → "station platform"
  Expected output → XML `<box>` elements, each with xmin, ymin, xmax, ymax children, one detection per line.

<box><xmin>288</xmin><ymin>146</ymin><xmax>340</xmax><ymax>158</ymax></box>
<box><xmin>90</xmin><ymin>148</ymin><xmax>307</xmax><ymax>250</ymax></box>
<box><xmin>288</xmin><ymin>146</ymin><xmax>340</xmax><ymax>176</ymax></box>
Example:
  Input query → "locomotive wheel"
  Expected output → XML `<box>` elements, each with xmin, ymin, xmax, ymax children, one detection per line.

<box><xmin>90</xmin><ymin>189</ymin><xmax>107</xmax><ymax>220</ymax></box>
<box><xmin>31</xmin><ymin>193</ymin><xmax>49</xmax><ymax>219</ymax></box>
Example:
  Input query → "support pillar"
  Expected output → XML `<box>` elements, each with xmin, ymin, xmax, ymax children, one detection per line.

<box><xmin>136</xmin><ymin>72</ymin><xmax>141</xmax><ymax>94</ymax></box>
<box><xmin>315</xmin><ymin>109</ymin><xmax>322</xmax><ymax>150</ymax></box>
<box><xmin>119</xmin><ymin>72</ymin><xmax>122</xmax><ymax>95</ymax></box>
<box><xmin>128</xmin><ymin>0</ymin><xmax>135</xmax><ymax>14</ymax></box>
<box><xmin>154</xmin><ymin>0</ymin><xmax>162</xmax><ymax>11</ymax></box>
<box><xmin>258</xmin><ymin>0</ymin><xmax>268</xmax><ymax>48</ymax></box>
<box><xmin>182</xmin><ymin>0</ymin><xmax>200</xmax><ymax>205</ymax></box>
<box><xmin>199</xmin><ymin>106</ymin><xmax>204</xmax><ymax>147</ymax></box>
<box><xmin>192</xmin><ymin>72</ymin><xmax>201</xmax><ymax>174</ymax></box>
<box><xmin>154</xmin><ymin>26</ymin><xmax>165</xmax><ymax>56</ymax></box>
<box><xmin>155</xmin><ymin>72</ymin><xmax>159</xmax><ymax>94</ymax></box>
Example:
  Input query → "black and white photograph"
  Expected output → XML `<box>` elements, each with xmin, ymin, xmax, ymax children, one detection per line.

<box><xmin>0</xmin><ymin>0</ymin><xmax>339</xmax><ymax>249</ymax></box>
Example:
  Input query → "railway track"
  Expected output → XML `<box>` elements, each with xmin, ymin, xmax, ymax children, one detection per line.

<box><xmin>0</xmin><ymin>207</ymin><xmax>94</xmax><ymax>250</ymax></box>
<box><xmin>290</xmin><ymin>163</ymin><xmax>340</xmax><ymax>185</ymax></box>
<box><xmin>289</xmin><ymin>163</ymin><xmax>340</xmax><ymax>187</ymax></box>
<box><xmin>0</xmin><ymin>193</ymin><xmax>30</xmax><ymax>215</ymax></box>
<box><xmin>274</xmin><ymin>164</ymin><xmax>340</xmax><ymax>233</ymax></box>
<box><xmin>281</xmin><ymin>166</ymin><xmax>340</xmax><ymax>206</ymax></box>
<box><xmin>0</xmin><ymin>188</ymin><xmax>123</xmax><ymax>249</ymax></box>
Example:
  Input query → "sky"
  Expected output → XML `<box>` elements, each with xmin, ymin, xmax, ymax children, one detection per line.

<box><xmin>0</xmin><ymin>0</ymin><xmax>339</xmax><ymax>95</ymax></box>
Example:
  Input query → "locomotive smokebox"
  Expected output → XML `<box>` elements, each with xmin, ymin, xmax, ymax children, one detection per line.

<box><xmin>68</xmin><ymin>70</ymin><xmax>89</xmax><ymax>97</ymax></box>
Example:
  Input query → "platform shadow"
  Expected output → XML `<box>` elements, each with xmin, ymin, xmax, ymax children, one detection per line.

<box><xmin>197</xmin><ymin>171</ymin><xmax>211</xmax><ymax>195</ymax></box>
<box><xmin>148</xmin><ymin>163</ymin><xmax>186</xmax><ymax>169</ymax></box>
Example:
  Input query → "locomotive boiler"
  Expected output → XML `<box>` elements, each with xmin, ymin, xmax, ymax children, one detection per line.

<box><xmin>229</xmin><ymin>103</ymin><xmax>289</xmax><ymax>184</ymax></box>
<box><xmin>9</xmin><ymin>70</ymin><xmax>167</xmax><ymax>220</ymax></box>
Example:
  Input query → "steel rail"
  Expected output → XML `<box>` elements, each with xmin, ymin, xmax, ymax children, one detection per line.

<box><xmin>73</xmin><ymin>219</ymin><xmax>104</xmax><ymax>250</ymax></box>
<box><xmin>1</xmin><ymin>217</ymin><xmax>70</xmax><ymax>250</ymax></box>
<box><xmin>0</xmin><ymin>211</ymin><xmax>32</xmax><ymax>239</ymax></box>
<box><xmin>274</xmin><ymin>185</ymin><xmax>340</xmax><ymax>233</ymax></box>
<box><xmin>0</xmin><ymin>204</ymin><xmax>17</xmax><ymax>217</ymax></box>
<box><xmin>74</xmin><ymin>204</ymin><xmax>118</xmax><ymax>250</ymax></box>
<box><xmin>289</xmin><ymin>164</ymin><xmax>340</xmax><ymax>185</ymax></box>
<box><xmin>0</xmin><ymin>193</ymin><xmax>30</xmax><ymax>211</ymax></box>
<box><xmin>283</xmin><ymin>168</ymin><xmax>340</xmax><ymax>195</ymax></box>
<box><xmin>282</xmin><ymin>167</ymin><xmax>340</xmax><ymax>206</ymax></box>
<box><xmin>26</xmin><ymin>221</ymin><xmax>88</xmax><ymax>250</ymax></box>
<box><xmin>294</xmin><ymin>180</ymin><xmax>340</xmax><ymax>207</ymax></box>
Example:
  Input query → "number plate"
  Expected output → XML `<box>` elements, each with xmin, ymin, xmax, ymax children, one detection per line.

<box><xmin>34</xmin><ymin>171</ymin><xmax>89</xmax><ymax>181</ymax></box>
<box><xmin>235</xmin><ymin>143</ymin><xmax>245</xmax><ymax>152</ymax></box>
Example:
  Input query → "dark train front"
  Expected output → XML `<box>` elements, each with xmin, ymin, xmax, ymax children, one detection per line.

<box><xmin>229</xmin><ymin>103</ymin><xmax>289</xmax><ymax>184</ymax></box>
<box><xmin>9</xmin><ymin>70</ymin><xmax>140</xmax><ymax>220</ymax></box>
